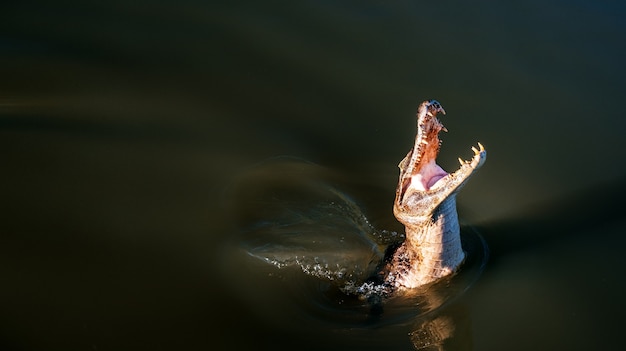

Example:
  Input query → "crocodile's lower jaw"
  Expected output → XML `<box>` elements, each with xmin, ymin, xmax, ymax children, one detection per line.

<box><xmin>388</xmin><ymin>100</ymin><xmax>486</xmax><ymax>289</ymax></box>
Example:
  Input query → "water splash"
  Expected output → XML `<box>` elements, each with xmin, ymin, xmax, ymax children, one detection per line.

<box><xmin>229</xmin><ymin>158</ymin><xmax>391</xmax><ymax>286</ymax></box>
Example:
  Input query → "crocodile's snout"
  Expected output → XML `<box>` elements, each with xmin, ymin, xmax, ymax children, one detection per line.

<box><xmin>425</xmin><ymin>99</ymin><xmax>446</xmax><ymax>116</ymax></box>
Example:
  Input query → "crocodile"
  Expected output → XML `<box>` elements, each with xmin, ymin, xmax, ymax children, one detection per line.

<box><xmin>382</xmin><ymin>99</ymin><xmax>486</xmax><ymax>290</ymax></box>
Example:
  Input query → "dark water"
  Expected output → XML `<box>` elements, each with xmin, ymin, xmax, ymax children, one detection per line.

<box><xmin>1</xmin><ymin>1</ymin><xmax>626</xmax><ymax>350</ymax></box>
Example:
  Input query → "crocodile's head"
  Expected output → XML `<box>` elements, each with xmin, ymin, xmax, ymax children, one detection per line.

<box><xmin>393</xmin><ymin>100</ymin><xmax>486</xmax><ymax>226</ymax></box>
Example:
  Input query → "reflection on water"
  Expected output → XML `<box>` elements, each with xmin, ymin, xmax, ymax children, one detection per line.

<box><xmin>222</xmin><ymin>158</ymin><xmax>488</xmax><ymax>348</ymax></box>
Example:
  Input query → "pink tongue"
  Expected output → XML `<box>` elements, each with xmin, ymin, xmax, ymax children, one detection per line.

<box><xmin>413</xmin><ymin>161</ymin><xmax>448</xmax><ymax>191</ymax></box>
<box><xmin>426</xmin><ymin>172</ymin><xmax>448</xmax><ymax>189</ymax></box>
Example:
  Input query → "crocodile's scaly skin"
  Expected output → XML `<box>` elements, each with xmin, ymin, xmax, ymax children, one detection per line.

<box><xmin>386</xmin><ymin>100</ymin><xmax>486</xmax><ymax>289</ymax></box>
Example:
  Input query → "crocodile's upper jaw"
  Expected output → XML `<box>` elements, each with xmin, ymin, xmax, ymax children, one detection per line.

<box><xmin>393</xmin><ymin>100</ymin><xmax>486</xmax><ymax>226</ymax></box>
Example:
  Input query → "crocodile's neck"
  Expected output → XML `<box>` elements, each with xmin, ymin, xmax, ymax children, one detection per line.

<box><xmin>386</xmin><ymin>100</ymin><xmax>486</xmax><ymax>289</ymax></box>
<box><xmin>387</xmin><ymin>195</ymin><xmax>463</xmax><ymax>288</ymax></box>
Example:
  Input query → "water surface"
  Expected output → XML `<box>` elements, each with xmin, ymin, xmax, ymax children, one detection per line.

<box><xmin>1</xmin><ymin>1</ymin><xmax>626</xmax><ymax>350</ymax></box>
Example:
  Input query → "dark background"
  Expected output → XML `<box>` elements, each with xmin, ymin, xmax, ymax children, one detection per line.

<box><xmin>1</xmin><ymin>1</ymin><xmax>625</xmax><ymax>350</ymax></box>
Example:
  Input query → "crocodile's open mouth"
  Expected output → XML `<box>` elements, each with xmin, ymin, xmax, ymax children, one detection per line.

<box><xmin>389</xmin><ymin>99</ymin><xmax>487</xmax><ymax>289</ymax></box>
<box><xmin>396</xmin><ymin>100</ymin><xmax>486</xmax><ymax>211</ymax></box>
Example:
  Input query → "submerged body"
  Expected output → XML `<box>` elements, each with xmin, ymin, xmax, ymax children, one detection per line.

<box><xmin>384</xmin><ymin>100</ymin><xmax>486</xmax><ymax>290</ymax></box>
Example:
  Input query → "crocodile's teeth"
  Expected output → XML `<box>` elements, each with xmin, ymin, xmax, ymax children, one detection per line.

<box><xmin>478</xmin><ymin>142</ymin><xmax>485</xmax><ymax>152</ymax></box>
<box><xmin>458</xmin><ymin>157</ymin><xmax>465</xmax><ymax>166</ymax></box>
<box><xmin>471</xmin><ymin>146</ymin><xmax>479</xmax><ymax>154</ymax></box>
